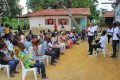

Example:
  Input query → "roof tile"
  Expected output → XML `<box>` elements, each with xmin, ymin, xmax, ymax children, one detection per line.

<box><xmin>29</xmin><ymin>8</ymin><xmax>91</xmax><ymax>17</ymax></box>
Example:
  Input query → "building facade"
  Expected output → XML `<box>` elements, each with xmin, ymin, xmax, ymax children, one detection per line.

<box><xmin>20</xmin><ymin>8</ymin><xmax>90</xmax><ymax>31</ymax></box>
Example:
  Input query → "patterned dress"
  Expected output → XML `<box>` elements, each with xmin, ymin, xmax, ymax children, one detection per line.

<box><xmin>19</xmin><ymin>51</ymin><xmax>35</xmax><ymax>68</ymax></box>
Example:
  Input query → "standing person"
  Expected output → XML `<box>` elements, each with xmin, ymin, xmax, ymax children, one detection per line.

<box><xmin>81</xmin><ymin>29</ymin><xmax>86</xmax><ymax>42</ymax></box>
<box><xmin>107</xmin><ymin>26</ymin><xmax>113</xmax><ymax>44</ymax></box>
<box><xmin>86</xmin><ymin>23</ymin><xmax>95</xmax><ymax>54</ymax></box>
<box><xmin>111</xmin><ymin>23</ymin><xmax>120</xmax><ymax>58</ymax></box>
<box><xmin>61</xmin><ymin>25</ymin><xmax>65</xmax><ymax>31</ymax></box>
<box><xmin>54</xmin><ymin>24</ymin><xmax>57</xmax><ymax>31</ymax></box>
<box><xmin>94</xmin><ymin>24</ymin><xmax>98</xmax><ymax>39</ymax></box>
<box><xmin>28</xmin><ymin>30</ymin><xmax>34</xmax><ymax>41</ymax></box>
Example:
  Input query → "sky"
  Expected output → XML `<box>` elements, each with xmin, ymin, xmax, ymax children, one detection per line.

<box><xmin>19</xmin><ymin>0</ymin><xmax>114</xmax><ymax>14</ymax></box>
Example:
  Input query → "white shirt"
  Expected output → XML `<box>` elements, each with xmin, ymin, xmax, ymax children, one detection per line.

<box><xmin>1</xmin><ymin>49</ymin><xmax>12</xmax><ymax>60</ymax></box>
<box><xmin>94</xmin><ymin>25</ymin><xmax>98</xmax><ymax>31</ymax></box>
<box><xmin>107</xmin><ymin>28</ymin><xmax>113</xmax><ymax>36</ymax></box>
<box><xmin>48</xmin><ymin>43</ymin><xmax>53</xmax><ymax>50</ymax></box>
<box><xmin>20</xmin><ymin>35</ymin><xmax>25</xmax><ymax>43</ymax></box>
<box><xmin>112</xmin><ymin>27</ymin><xmax>120</xmax><ymax>40</ymax></box>
<box><xmin>88</xmin><ymin>27</ymin><xmax>95</xmax><ymax>36</ymax></box>
<box><xmin>99</xmin><ymin>35</ymin><xmax>107</xmax><ymax>48</ymax></box>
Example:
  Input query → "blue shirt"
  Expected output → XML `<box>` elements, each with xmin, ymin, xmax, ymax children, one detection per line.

<box><xmin>38</xmin><ymin>43</ymin><xmax>45</xmax><ymax>55</ymax></box>
<box><xmin>43</xmin><ymin>41</ymin><xmax>48</xmax><ymax>50</ymax></box>
<box><xmin>24</xmin><ymin>41</ymin><xmax>32</xmax><ymax>50</ymax></box>
<box><xmin>0</xmin><ymin>27</ymin><xmax>4</xmax><ymax>33</ymax></box>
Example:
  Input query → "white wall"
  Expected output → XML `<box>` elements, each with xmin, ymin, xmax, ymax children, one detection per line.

<box><xmin>115</xmin><ymin>3</ymin><xmax>120</xmax><ymax>22</ymax></box>
<box><xmin>29</xmin><ymin>16</ymin><xmax>71</xmax><ymax>31</ymax></box>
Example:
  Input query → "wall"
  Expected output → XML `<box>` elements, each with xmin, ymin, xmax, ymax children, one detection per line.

<box><xmin>29</xmin><ymin>16</ymin><xmax>72</xmax><ymax>31</ymax></box>
<box><xmin>115</xmin><ymin>3</ymin><xmax>120</xmax><ymax>22</ymax></box>
<box><xmin>80</xmin><ymin>16</ymin><xmax>87</xmax><ymax>30</ymax></box>
<box><xmin>71</xmin><ymin>16</ymin><xmax>87</xmax><ymax>31</ymax></box>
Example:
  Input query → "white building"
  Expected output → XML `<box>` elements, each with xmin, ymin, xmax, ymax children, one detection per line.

<box><xmin>20</xmin><ymin>8</ymin><xmax>91</xmax><ymax>31</ymax></box>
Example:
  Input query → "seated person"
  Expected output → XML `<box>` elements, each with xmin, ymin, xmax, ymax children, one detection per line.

<box><xmin>18</xmin><ymin>43</ymin><xmax>48</xmax><ymax>79</ymax></box>
<box><xmin>31</xmin><ymin>38</ymin><xmax>47</xmax><ymax>63</ymax></box>
<box><xmin>0</xmin><ymin>42</ymin><xmax>19</xmax><ymax>77</ymax></box>
<box><xmin>89</xmin><ymin>30</ymin><xmax>107</xmax><ymax>55</ymax></box>
<box><xmin>67</xmin><ymin>37</ymin><xmax>73</xmax><ymax>48</ymax></box>
<box><xmin>12</xmin><ymin>39</ymin><xmax>20</xmax><ymax>60</ymax></box>
<box><xmin>43</xmin><ymin>38</ymin><xmax>57</xmax><ymax>65</ymax></box>
<box><xmin>47</xmin><ymin>38</ymin><xmax>60</xmax><ymax>60</ymax></box>
<box><xmin>24</xmin><ymin>36</ymin><xmax>32</xmax><ymax>51</ymax></box>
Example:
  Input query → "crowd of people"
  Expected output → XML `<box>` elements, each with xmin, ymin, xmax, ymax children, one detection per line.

<box><xmin>0</xmin><ymin>22</ymin><xmax>120</xmax><ymax>79</ymax></box>
<box><xmin>0</xmin><ymin>23</ymin><xmax>81</xmax><ymax>79</ymax></box>
<box><xmin>86</xmin><ymin>22</ymin><xmax>120</xmax><ymax>58</ymax></box>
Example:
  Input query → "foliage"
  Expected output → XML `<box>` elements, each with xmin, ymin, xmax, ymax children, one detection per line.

<box><xmin>100</xmin><ymin>8</ymin><xmax>108</xmax><ymax>15</ymax></box>
<box><xmin>3</xmin><ymin>17</ymin><xmax>25</xmax><ymax>29</ymax></box>
<box><xmin>27</xmin><ymin>0</ymin><xmax>100</xmax><ymax>21</ymax></box>
<box><xmin>0</xmin><ymin>0</ymin><xmax>22</xmax><ymax>20</ymax></box>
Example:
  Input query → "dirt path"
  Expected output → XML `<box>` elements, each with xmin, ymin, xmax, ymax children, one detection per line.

<box><xmin>0</xmin><ymin>42</ymin><xmax>120</xmax><ymax>80</ymax></box>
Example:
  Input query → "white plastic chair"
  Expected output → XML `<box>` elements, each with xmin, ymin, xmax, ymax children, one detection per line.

<box><xmin>96</xmin><ymin>44</ymin><xmax>106</xmax><ymax>57</ymax></box>
<box><xmin>96</xmin><ymin>47</ymin><xmax>106</xmax><ymax>57</ymax></box>
<box><xmin>0</xmin><ymin>64</ymin><xmax>10</xmax><ymax>78</ymax></box>
<box><xmin>46</xmin><ymin>56</ymin><xmax>50</xmax><ymax>66</ymax></box>
<box><xmin>20</xmin><ymin>61</ymin><xmax>37</xmax><ymax>80</ymax></box>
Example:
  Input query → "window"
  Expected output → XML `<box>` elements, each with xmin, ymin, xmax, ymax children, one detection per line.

<box><xmin>58</xmin><ymin>19</ymin><xmax>69</xmax><ymax>25</ymax></box>
<box><xmin>45</xmin><ymin>19</ymin><xmax>56</xmax><ymax>25</ymax></box>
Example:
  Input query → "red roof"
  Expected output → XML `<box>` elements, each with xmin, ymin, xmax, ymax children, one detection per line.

<box><xmin>102</xmin><ymin>11</ymin><xmax>115</xmax><ymax>18</ymax></box>
<box><xmin>26</xmin><ymin>8</ymin><xmax>90</xmax><ymax>17</ymax></box>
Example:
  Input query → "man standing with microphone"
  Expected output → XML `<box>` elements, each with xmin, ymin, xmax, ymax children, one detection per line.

<box><xmin>86</xmin><ymin>23</ymin><xmax>95</xmax><ymax>55</ymax></box>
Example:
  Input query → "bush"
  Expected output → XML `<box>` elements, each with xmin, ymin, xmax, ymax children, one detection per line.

<box><xmin>1</xmin><ymin>17</ymin><xmax>27</xmax><ymax>30</ymax></box>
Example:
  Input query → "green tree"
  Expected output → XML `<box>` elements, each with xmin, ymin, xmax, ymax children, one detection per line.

<box><xmin>0</xmin><ymin>0</ymin><xmax>22</xmax><ymax>18</ymax></box>
<box><xmin>100</xmin><ymin>8</ymin><xmax>108</xmax><ymax>14</ymax></box>
<box><xmin>27</xmin><ymin>0</ymin><xmax>100</xmax><ymax>21</ymax></box>
<box><xmin>27</xmin><ymin>0</ymin><xmax>57</xmax><ymax>11</ymax></box>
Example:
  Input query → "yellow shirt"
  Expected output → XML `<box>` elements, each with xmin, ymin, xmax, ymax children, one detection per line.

<box><xmin>14</xmin><ymin>46</ymin><xmax>20</xmax><ymax>60</ymax></box>
<box><xmin>4</xmin><ymin>27</ymin><xmax>10</xmax><ymax>34</ymax></box>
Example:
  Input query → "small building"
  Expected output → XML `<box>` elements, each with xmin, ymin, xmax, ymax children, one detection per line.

<box><xmin>20</xmin><ymin>8</ymin><xmax>90</xmax><ymax>31</ymax></box>
<box><xmin>115</xmin><ymin>3</ymin><xmax>120</xmax><ymax>22</ymax></box>
<box><xmin>102</xmin><ymin>11</ymin><xmax>115</xmax><ymax>26</ymax></box>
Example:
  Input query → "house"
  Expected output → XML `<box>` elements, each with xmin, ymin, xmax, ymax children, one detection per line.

<box><xmin>102</xmin><ymin>11</ymin><xmax>115</xmax><ymax>26</ymax></box>
<box><xmin>115</xmin><ymin>3</ymin><xmax>120</xmax><ymax>22</ymax></box>
<box><xmin>102</xmin><ymin>3</ymin><xmax>120</xmax><ymax>26</ymax></box>
<box><xmin>20</xmin><ymin>8</ymin><xmax>91</xmax><ymax>31</ymax></box>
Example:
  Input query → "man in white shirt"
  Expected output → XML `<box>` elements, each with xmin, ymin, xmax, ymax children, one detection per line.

<box><xmin>86</xmin><ymin>23</ymin><xmax>95</xmax><ymax>53</ymax></box>
<box><xmin>89</xmin><ymin>30</ymin><xmax>107</xmax><ymax>55</ymax></box>
<box><xmin>111</xmin><ymin>23</ymin><xmax>120</xmax><ymax>58</ymax></box>
<box><xmin>107</xmin><ymin>26</ymin><xmax>113</xmax><ymax>44</ymax></box>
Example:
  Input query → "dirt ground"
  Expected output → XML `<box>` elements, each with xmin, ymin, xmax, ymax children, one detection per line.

<box><xmin>0</xmin><ymin>41</ymin><xmax>120</xmax><ymax>80</ymax></box>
